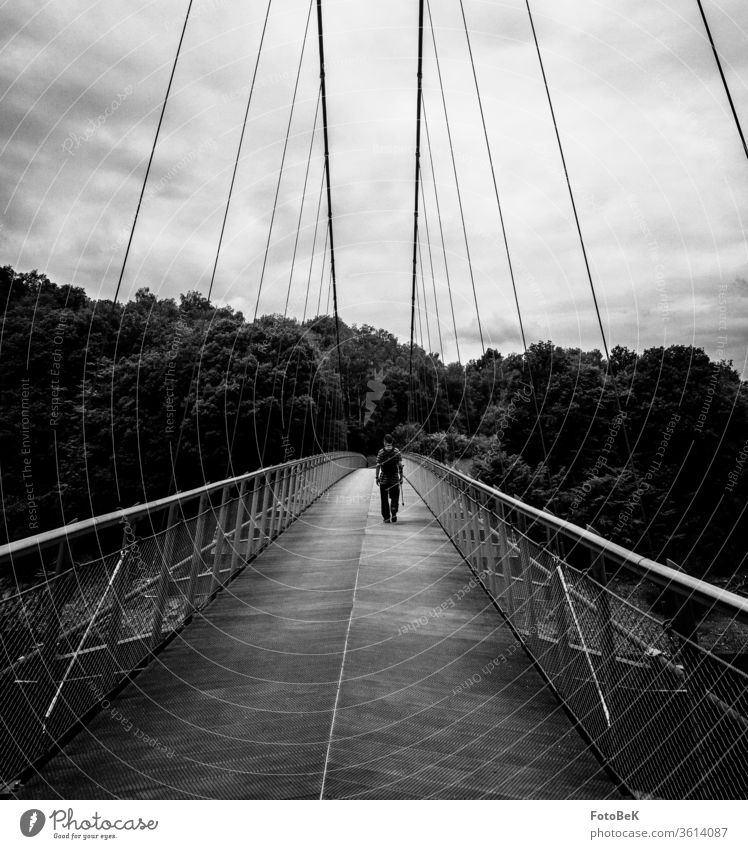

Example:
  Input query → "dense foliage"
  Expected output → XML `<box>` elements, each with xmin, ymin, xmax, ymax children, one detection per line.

<box><xmin>1</xmin><ymin>266</ymin><xmax>745</xmax><ymax>586</ymax></box>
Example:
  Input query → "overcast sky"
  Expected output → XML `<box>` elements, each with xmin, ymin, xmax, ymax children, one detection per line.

<box><xmin>2</xmin><ymin>0</ymin><xmax>747</xmax><ymax>372</ymax></box>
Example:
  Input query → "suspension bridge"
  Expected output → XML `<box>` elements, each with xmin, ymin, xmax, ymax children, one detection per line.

<box><xmin>2</xmin><ymin>0</ymin><xmax>748</xmax><ymax>800</ymax></box>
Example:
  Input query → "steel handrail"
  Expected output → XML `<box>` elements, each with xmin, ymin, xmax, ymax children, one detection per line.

<box><xmin>0</xmin><ymin>452</ymin><xmax>362</xmax><ymax>566</ymax></box>
<box><xmin>406</xmin><ymin>453</ymin><xmax>748</xmax><ymax>618</ymax></box>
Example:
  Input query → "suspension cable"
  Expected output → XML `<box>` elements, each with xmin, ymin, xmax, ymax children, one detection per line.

<box><xmin>207</xmin><ymin>1</ymin><xmax>274</xmax><ymax>301</ymax></box>
<box><xmin>524</xmin><ymin>0</ymin><xmax>655</xmax><ymax>543</ymax></box>
<box><xmin>113</xmin><ymin>0</ymin><xmax>194</xmax><ymax>303</ymax></box>
<box><xmin>420</xmin><ymin>179</ymin><xmax>445</xmax><ymax>360</ymax></box>
<box><xmin>316</xmin><ymin>0</ymin><xmax>345</xmax><ymax>404</ymax></box>
<box><xmin>523</xmin><ymin>1</ymin><xmax>609</xmax><ymax>364</ymax></box>
<box><xmin>457</xmin><ymin>0</ymin><xmax>525</xmax><ymax>354</ymax></box>
<box><xmin>425</xmin><ymin>0</ymin><xmax>485</xmax><ymax>353</ymax></box>
<box><xmin>458</xmin><ymin>0</ymin><xmax>550</xmax><ymax>471</ymax></box>
<box><xmin>422</xmin><ymin>98</ymin><xmax>461</xmax><ymax>364</ymax></box>
<box><xmin>316</xmin><ymin>225</ymin><xmax>329</xmax><ymax>315</ymax></box>
<box><xmin>284</xmin><ymin>164</ymin><xmax>323</xmax><ymax>452</ymax></box>
<box><xmin>227</xmin><ymin>0</ymin><xmax>314</xmax><ymax>469</ymax></box>
<box><xmin>264</xmin><ymin>92</ymin><xmax>324</xmax><ymax>460</ymax></box>
<box><xmin>419</xmin><ymin>182</ymin><xmax>448</xmax><ymax>430</ymax></box>
<box><xmin>304</xmin><ymin>165</ymin><xmax>327</xmax><ymax>321</ymax></box>
<box><xmin>253</xmin><ymin>0</ymin><xmax>314</xmax><ymax>320</ymax></box>
<box><xmin>417</xmin><ymin>240</ymin><xmax>432</xmax><ymax>353</ymax></box>
<box><xmin>408</xmin><ymin>0</ymin><xmax>426</xmax><ymax>424</ymax></box>
<box><xmin>695</xmin><ymin>0</ymin><xmax>748</xmax><ymax>162</ymax></box>
<box><xmin>285</xmin><ymin>88</ymin><xmax>322</xmax><ymax>315</ymax></box>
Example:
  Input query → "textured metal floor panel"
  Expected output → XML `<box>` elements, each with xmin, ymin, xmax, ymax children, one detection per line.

<box><xmin>19</xmin><ymin>469</ymin><xmax>622</xmax><ymax>799</ymax></box>
<box><xmin>319</xmin><ymin>482</ymin><xmax>622</xmax><ymax>800</ymax></box>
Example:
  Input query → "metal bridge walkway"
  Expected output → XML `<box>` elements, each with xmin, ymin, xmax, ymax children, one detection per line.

<box><xmin>20</xmin><ymin>470</ymin><xmax>621</xmax><ymax>800</ymax></box>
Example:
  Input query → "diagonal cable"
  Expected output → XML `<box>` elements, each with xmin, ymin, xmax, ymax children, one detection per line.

<box><xmin>695</xmin><ymin>0</ymin><xmax>748</xmax><ymax>162</ymax></box>
<box><xmin>458</xmin><ymin>0</ymin><xmax>550</xmax><ymax>471</ymax></box>
<box><xmin>208</xmin><ymin>0</ymin><xmax>274</xmax><ymax>301</ymax></box>
<box><xmin>426</xmin><ymin>0</ymin><xmax>485</xmax><ymax>353</ymax></box>
<box><xmin>114</xmin><ymin>0</ymin><xmax>194</xmax><ymax>303</ymax></box>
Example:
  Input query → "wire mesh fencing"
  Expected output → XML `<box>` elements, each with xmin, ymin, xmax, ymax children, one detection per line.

<box><xmin>407</xmin><ymin>454</ymin><xmax>748</xmax><ymax>800</ymax></box>
<box><xmin>0</xmin><ymin>452</ymin><xmax>365</xmax><ymax>789</ymax></box>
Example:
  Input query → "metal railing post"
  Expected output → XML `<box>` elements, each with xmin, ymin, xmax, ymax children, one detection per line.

<box><xmin>267</xmin><ymin>469</ymin><xmax>282</xmax><ymax>540</ymax></box>
<box><xmin>286</xmin><ymin>463</ymin><xmax>298</xmax><ymax>523</ymax></box>
<box><xmin>230</xmin><ymin>479</ymin><xmax>248</xmax><ymax>576</ymax></box>
<box><xmin>210</xmin><ymin>486</ymin><xmax>231</xmax><ymax>596</ymax></box>
<box><xmin>448</xmin><ymin>482</ymin><xmax>459</xmax><ymax>540</ymax></box>
<box><xmin>104</xmin><ymin>532</ymin><xmax>132</xmax><ymax>689</ymax></box>
<box><xmin>288</xmin><ymin>462</ymin><xmax>299</xmax><ymax>524</ymax></box>
<box><xmin>482</xmin><ymin>498</ymin><xmax>501</xmax><ymax>603</ymax></box>
<box><xmin>589</xmin><ymin>555</ymin><xmax>620</xmax><ymax>737</ymax></box>
<box><xmin>517</xmin><ymin>516</ymin><xmax>538</xmax><ymax>636</ymax></box>
<box><xmin>552</xmin><ymin>560</ymin><xmax>576</xmax><ymax>655</ymax></box>
<box><xmin>438</xmin><ymin>471</ymin><xmax>449</xmax><ymax>528</ymax></box>
<box><xmin>310</xmin><ymin>458</ymin><xmax>319</xmax><ymax>503</ymax></box>
<box><xmin>476</xmin><ymin>492</ymin><xmax>493</xmax><ymax>586</ymax></box>
<box><xmin>244</xmin><ymin>476</ymin><xmax>262</xmax><ymax>560</ymax></box>
<box><xmin>292</xmin><ymin>461</ymin><xmax>304</xmax><ymax>515</ymax></box>
<box><xmin>664</xmin><ymin>557</ymin><xmax>705</xmax><ymax>783</ymax></box>
<box><xmin>41</xmin><ymin>537</ymin><xmax>72</xmax><ymax>667</ymax></box>
<box><xmin>279</xmin><ymin>466</ymin><xmax>291</xmax><ymax>531</ymax></box>
<box><xmin>302</xmin><ymin>458</ymin><xmax>313</xmax><ymax>510</ymax></box>
<box><xmin>468</xmin><ymin>487</ymin><xmax>483</xmax><ymax>572</ymax></box>
<box><xmin>185</xmin><ymin>493</ymin><xmax>209</xmax><ymax>617</ymax></box>
<box><xmin>257</xmin><ymin>473</ymin><xmax>273</xmax><ymax>549</ymax></box>
<box><xmin>495</xmin><ymin>503</ymin><xmax>516</xmax><ymax>618</ymax></box>
<box><xmin>442</xmin><ymin>480</ymin><xmax>453</xmax><ymax>536</ymax></box>
<box><xmin>453</xmin><ymin>483</ymin><xmax>464</xmax><ymax>550</ymax></box>
<box><xmin>150</xmin><ymin>502</ymin><xmax>179</xmax><ymax>648</ymax></box>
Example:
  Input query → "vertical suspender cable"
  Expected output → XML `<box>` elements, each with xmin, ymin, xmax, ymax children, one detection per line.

<box><xmin>285</xmin><ymin>88</ymin><xmax>322</xmax><ymax>316</ymax></box>
<box><xmin>113</xmin><ymin>0</ymin><xmax>194</xmax><ymax>497</ymax></box>
<box><xmin>426</xmin><ymin>0</ymin><xmax>485</xmax><ymax>354</ymax></box>
<box><xmin>695</xmin><ymin>0</ymin><xmax>748</xmax><ymax>163</ymax></box>
<box><xmin>420</xmin><ymin>182</ymin><xmax>448</xmax><ymax>430</ymax></box>
<box><xmin>303</xmin><ymin>166</ymin><xmax>327</xmax><ymax>321</ymax></box>
<box><xmin>458</xmin><ymin>0</ymin><xmax>525</xmax><ymax>354</ymax></box>
<box><xmin>422</xmin><ymin>100</ymin><xmax>461</xmax><ymax>364</ymax></box>
<box><xmin>524</xmin><ymin>0</ymin><xmax>654</xmax><ymax>547</ymax></box>
<box><xmin>170</xmin><ymin>0</ymin><xmax>273</xmax><ymax>489</ymax></box>
<box><xmin>420</xmin><ymin>180</ymin><xmax>445</xmax><ymax>360</ymax></box>
<box><xmin>113</xmin><ymin>0</ymin><xmax>194</xmax><ymax>303</ymax></box>
<box><xmin>458</xmin><ymin>0</ymin><xmax>550</xmax><ymax>472</ymax></box>
<box><xmin>263</xmin><ymin>90</ymin><xmax>324</xmax><ymax>460</ymax></box>
<box><xmin>253</xmin><ymin>0</ymin><xmax>314</xmax><ymax>321</ymax></box>
<box><xmin>523</xmin><ymin>0</ymin><xmax>610</xmax><ymax>367</ymax></box>
<box><xmin>316</xmin><ymin>0</ymin><xmax>345</xmax><ymax>431</ymax></box>
<box><xmin>316</xmin><ymin>226</ymin><xmax>329</xmax><ymax>315</ymax></box>
<box><xmin>409</xmin><ymin>0</ymin><xmax>426</xmax><ymax>424</ymax></box>
<box><xmin>226</xmin><ymin>0</ymin><xmax>314</xmax><ymax>471</ymax></box>
<box><xmin>417</xmin><ymin>240</ymin><xmax>432</xmax><ymax>353</ymax></box>
<box><xmin>208</xmin><ymin>0</ymin><xmax>274</xmax><ymax>301</ymax></box>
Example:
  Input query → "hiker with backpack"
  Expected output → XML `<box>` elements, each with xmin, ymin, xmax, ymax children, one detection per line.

<box><xmin>375</xmin><ymin>434</ymin><xmax>403</xmax><ymax>523</ymax></box>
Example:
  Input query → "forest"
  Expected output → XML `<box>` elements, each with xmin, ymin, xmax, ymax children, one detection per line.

<box><xmin>1</xmin><ymin>265</ymin><xmax>746</xmax><ymax>589</ymax></box>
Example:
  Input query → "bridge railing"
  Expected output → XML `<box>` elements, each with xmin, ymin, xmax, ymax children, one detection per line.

<box><xmin>406</xmin><ymin>453</ymin><xmax>748</xmax><ymax>800</ymax></box>
<box><xmin>0</xmin><ymin>452</ymin><xmax>366</xmax><ymax>790</ymax></box>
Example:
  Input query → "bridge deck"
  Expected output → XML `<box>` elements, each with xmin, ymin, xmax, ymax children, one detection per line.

<box><xmin>21</xmin><ymin>469</ymin><xmax>622</xmax><ymax>799</ymax></box>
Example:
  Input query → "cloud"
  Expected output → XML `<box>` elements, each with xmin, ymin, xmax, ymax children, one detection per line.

<box><xmin>1</xmin><ymin>0</ymin><xmax>746</xmax><ymax>376</ymax></box>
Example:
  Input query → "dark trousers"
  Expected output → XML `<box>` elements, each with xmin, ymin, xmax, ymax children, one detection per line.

<box><xmin>380</xmin><ymin>483</ymin><xmax>400</xmax><ymax>519</ymax></box>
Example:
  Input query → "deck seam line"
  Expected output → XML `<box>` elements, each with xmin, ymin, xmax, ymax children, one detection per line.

<box><xmin>318</xmin><ymin>485</ymin><xmax>368</xmax><ymax>799</ymax></box>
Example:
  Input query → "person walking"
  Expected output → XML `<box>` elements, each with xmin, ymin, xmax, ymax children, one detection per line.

<box><xmin>375</xmin><ymin>434</ymin><xmax>403</xmax><ymax>523</ymax></box>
